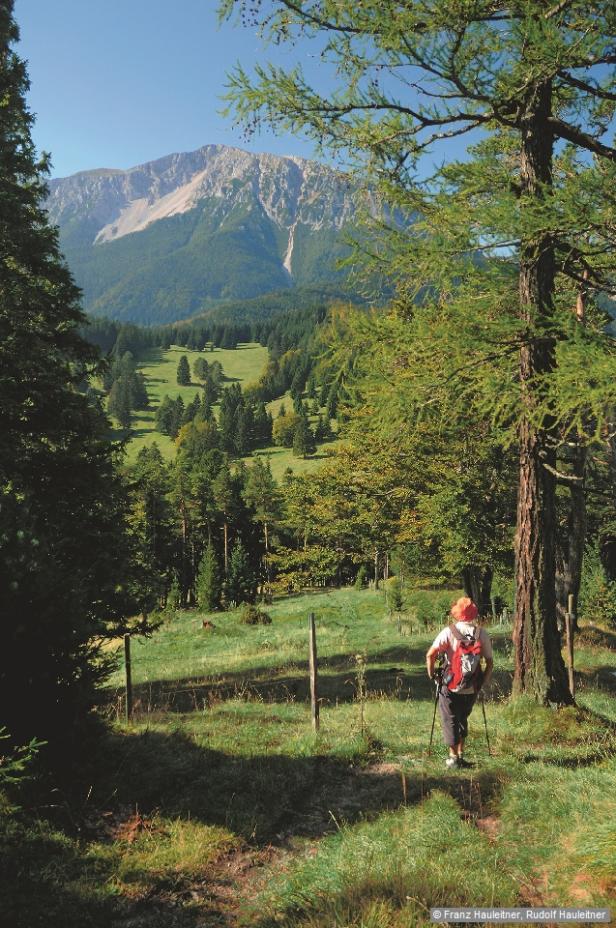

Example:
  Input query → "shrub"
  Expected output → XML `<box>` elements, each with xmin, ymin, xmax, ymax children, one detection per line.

<box><xmin>385</xmin><ymin>576</ymin><xmax>404</xmax><ymax>612</ymax></box>
<box><xmin>408</xmin><ymin>590</ymin><xmax>454</xmax><ymax>631</ymax></box>
<box><xmin>240</xmin><ymin>604</ymin><xmax>272</xmax><ymax>626</ymax></box>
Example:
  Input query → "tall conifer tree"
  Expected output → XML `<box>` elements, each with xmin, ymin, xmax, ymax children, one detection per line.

<box><xmin>196</xmin><ymin>540</ymin><xmax>222</xmax><ymax>611</ymax></box>
<box><xmin>176</xmin><ymin>354</ymin><xmax>191</xmax><ymax>386</ymax></box>
<box><xmin>0</xmin><ymin>0</ymin><xmax>136</xmax><ymax>742</ymax></box>
<box><xmin>221</xmin><ymin>0</ymin><xmax>616</xmax><ymax>704</ymax></box>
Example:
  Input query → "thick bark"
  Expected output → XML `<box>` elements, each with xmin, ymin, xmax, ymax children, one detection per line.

<box><xmin>601</xmin><ymin>430</ymin><xmax>616</xmax><ymax>580</ymax></box>
<box><xmin>555</xmin><ymin>444</ymin><xmax>586</xmax><ymax>633</ymax></box>
<box><xmin>462</xmin><ymin>566</ymin><xmax>493</xmax><ymax>616</ymax></box>
<box><xmin>513</xmin><ymin>79</ymin><xmax>572</xmax><ymax>705</ymax></box>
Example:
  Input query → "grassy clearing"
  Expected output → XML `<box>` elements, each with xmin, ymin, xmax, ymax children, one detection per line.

<box><xmin>127</xmin><ymin>343</ymin><xmax>268</xmax><ymax>461</ymax></box>
<box><xmin>104</xmin><ymin>588</ymin><xmax>466</xmax><ymax>694</ymax></box>
<box><xmin>3</xmin><ymin>587</ymin><xmax>615</xmax><ymax>927</ymax></box>
<box><xmin>125</xmin><ymin>346</ymin><xmax>339</xmax><ymax>476</ymax></box>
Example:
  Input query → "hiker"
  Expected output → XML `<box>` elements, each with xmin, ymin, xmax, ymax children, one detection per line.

<box><xmin>426</xmin><ymin>596</ymin><xmax>493</xmax><ymax>769</ymax></box>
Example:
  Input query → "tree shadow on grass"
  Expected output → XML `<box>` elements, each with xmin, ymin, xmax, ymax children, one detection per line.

<box><xmin>101</xmin><ymin>636</ymin><xmax>514</xmax><ymax>714</ymax></box>
<box><xmin>578</xmin><ymin>665</ymin><xmax>616</xmax><ymax>694</ymax></box>
<box><xmin>576</xmin><ymin>625</ymin><xmax>616</xmax><ymax>650</ymax></box>
<box><xmin>102</xmin><ymin>665</ymin><xmax>428</xmax><ymax>716</ymax></box>
<box><xmin>65</xmin><ymin>728</ymin><xmax>506</xmax><ymax>850</ymax></box>
<box><xmin>0</xmin><ymin>822</ymin><xmax>207</xmax><ymax>928</ymax></box>
<box><xmin>519</xmin><ymin>747</ymin><xmax>614</xmax><ymax>768</ymax></box>
<box><xmin>23</xmin><ymin>726</ymin><xmax>509</xmax><ymax>928</ymax></box>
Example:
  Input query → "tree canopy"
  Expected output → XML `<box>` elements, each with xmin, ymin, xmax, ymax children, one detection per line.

<box><xmin>220</xmin><ymin>0</ymin><xmax>616</xmax><ymax>703</ymax></box>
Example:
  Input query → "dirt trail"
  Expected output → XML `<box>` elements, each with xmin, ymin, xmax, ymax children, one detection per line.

<box><xmin>108</xmin><ymin>758</ymin><xmax>504</xmax><ymax>927</ymax></box>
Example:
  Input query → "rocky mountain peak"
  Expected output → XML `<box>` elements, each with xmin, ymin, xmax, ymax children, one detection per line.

<box><xmin>44</xmin><ymin>143</ymin><xmax>363</xmax><ymax>324</ymax></box>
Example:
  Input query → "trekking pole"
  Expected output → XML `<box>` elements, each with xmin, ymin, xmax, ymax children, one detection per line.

<box><xmin>480</xmin><ymin>695</ymin><xmax>491</xmax><ymax>755</ymax></box>
<box><xmin>428</xmin><ymin>666</ymin><xmax>442</xmax><ymax>755</ymax></box>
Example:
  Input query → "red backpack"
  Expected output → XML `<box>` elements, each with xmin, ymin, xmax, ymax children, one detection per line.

<box><xmin>443</xmin><ymin>626</ymin><xmax>482</xmax><ymax>693</ymax></box>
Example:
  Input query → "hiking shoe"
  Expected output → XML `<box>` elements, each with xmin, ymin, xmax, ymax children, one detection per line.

<box><xmin>445</xmin><ymin>756</ymin><xmax>459</xmax><ymax>769</ymax></box>
<box><xmin>457</xmin><ymin>756</ymin><xmax>474</xmax><ymax>768</ymax></box>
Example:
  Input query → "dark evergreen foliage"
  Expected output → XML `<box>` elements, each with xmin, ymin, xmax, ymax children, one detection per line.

<box><xmin>196</xmin><ymin>540</ymin><xmax>222</xmax><ymax>611</ymax></box>
<box><xmin>0</xmin><ymin>2</ymin><xmax>138</xmax><ymax>744</ymax></box>
<box><xmin>225</xmin><ymin>540</ymin><xmax>255</xmax><ymax>605</ymax></box>
<box><xmin>176</xmin><ymin>354</ymin><xmax>191</xmax><ymax>386</ymax></box>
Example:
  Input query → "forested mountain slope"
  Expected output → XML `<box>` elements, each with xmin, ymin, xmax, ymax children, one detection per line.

<box><xmin>45</xmin><ymin>145</ymin><xmax>367</xmax><ymax>324</ymax></box>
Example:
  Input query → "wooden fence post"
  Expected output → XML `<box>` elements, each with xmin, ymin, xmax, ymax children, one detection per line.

<box><xmin>124</xmin><ymin>633</ymin><xmax>133</xmax><ymax>723</ymax></box>
<box><xmin>309</xmin><ymin>612</ymin><xmax>319</xmax><ymax>732</ymax></box>
<box><xmin>564</xmin><ymin>593</ymin><xmax>575</xmax><ymax>699</ymax></box>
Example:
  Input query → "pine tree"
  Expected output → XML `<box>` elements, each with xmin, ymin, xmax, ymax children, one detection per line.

<box><xmin>196</xmin><ymin>540</ymin><xmax>221</xmax><ymax>611</ymax></box>
<box><xmin>107</xmin><ymin>378</ymin><xmax>132</xmax><ymax>429</ymax></box>
<box><xmin>193</xmin><ymin>356</ymin><xmax>209</xmax><ymax>382</ymax></box>
<box><xmin>0</xmin><ymin>1</ymin><xmax>137</xmax><ymax>743</ymax></box>
<box><xmin>203</xmin><ymin>374</ymin><xmax>219</xmax><ymax>407</ymax></box>
<box><xmin>129</xmin><ymin>445</ymin><xmax>174</xmax><ymax>609</ymax></box>
<box><xmin>183</xmin><ymin>394</ymin><xmax>201</xmax><ymax>426</ymax></box>
<box><xmin>220</xmin><ymin>326</ymin><xmax>238</xmax><ymax>350</ymax></box>
<box><xmin>130</xmin><ymin>372</ymin><xmax>149</xmax><ymax>409</ymax></box>
<box><xmin>225</xmin><ymin>540</ymin><xmax>255</xmax><ymax>606</ymax></box>
<box><xmin>213</xmin><ymin>462</ymin><xmax>238</xmax><ymax>575</ymax></box>
<box><xmin>244</xmin><ymin>458</ymin><xmax>283</xmax><ymax>591</ymax></box>
<box><xmin>235</xmin><ymin>404</ymin><xmax>254</xmax><ymax>455</ymax></box>
<box><xmin>325</xmin><ymin>385</ymin><xmax>338</xmax><ymax>422</ymax></box>
<box><xmin>314</xmin><ymin>414</ymin><xmax>329</xmax><ymax>442</ymax></box>
<box><xmin>292</xmin><ymin>415</ymin><xmax>315</xmax><ymax>459</ymax></box>
<box><xmin>169</xmin><ymin>397</ymin><xmax>185</xmax><ymax>439</ymax></box>
<box><xmin>176</xmin><ymin>354</ymin><xmax>191</xmax><ymax>386</ymax></box>
<box><xmin>253</xmin><ymin>402</ymin><xmax>273</xmax><ymax>445</ymax></box>
<box><xmin>155</xmin><ymin>395</ymin><xmax>175</xmax><ymax>436</ymax></box>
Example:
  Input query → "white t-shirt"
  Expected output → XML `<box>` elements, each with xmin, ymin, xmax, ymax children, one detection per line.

<box><xmin>431</xmin><ymin>622</ymin><xmax>493</xmax><ymax>694</ymax></box>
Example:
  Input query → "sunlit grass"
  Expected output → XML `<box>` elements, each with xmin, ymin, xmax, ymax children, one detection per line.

<box><xmin>4</xmin><ymin>588</ymin><xmax>615</xmax><ymax>927</ymax></box>
<box><xmin>127</xmin><ymin>342</ymin><xmax>268</xmax><ymax>460</ymax></box>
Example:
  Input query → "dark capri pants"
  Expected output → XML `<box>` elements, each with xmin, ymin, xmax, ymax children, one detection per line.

<box><xmin>438</xmin><ymin>688</ymin><xmax>477</xmax><ymax>747</ymax></box>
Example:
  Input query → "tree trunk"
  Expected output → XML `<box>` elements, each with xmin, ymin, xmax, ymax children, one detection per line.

<box><xmin>374</xmin><ymin>550</ymin><xmax>380</xmax><ymax>590</ymax></box>
<box><xmin>264</xmin><ymin>521</ymin><xmax>271</xmax><ymax>588</ymax></box>
<box><xmin>462</xmin><ymin>567</ymin><xmax>493</xmax><ymax>616</ymax></box>
<box><xmin>555</xmin><ymin>444</ymin><xmax>586</xmax><ymax>633</ymax></box>
<box><xmin>602</xmin><ymin>429</ymin><xmax>616</xmax><ymax>580</ymax></box>
<box><xmin>223</xmin><ymin>520</ymin><xmax>229</xmax><ymax>576</ymax></box>
<box><xmin>513</xmin><ymin>79</ymin><xmax>572</xmax><ymax>705</ymax></box>
<box><xmin>180</xmin><ymin>500</ymin><xmax>190</xmax><ymax>607</ymax></box>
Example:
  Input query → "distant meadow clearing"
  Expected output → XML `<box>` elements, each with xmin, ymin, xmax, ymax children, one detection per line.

<box><xmin>125</xmin><ymin>343</ymin><xmax>334</xmax><ymax>478</ymax></box>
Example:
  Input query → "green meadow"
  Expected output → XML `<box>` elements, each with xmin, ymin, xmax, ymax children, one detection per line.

<box><xmin>127</xmin><ymin>343</ymin><xmax>268</xmax><ymax>460</ymax></box>
<box><xmin>124</xmin><ymin>345</ymin><xmax>335</xmax><ymax>478</ymax></box>
<box><xmin>5</xmin><ymin>587</ymin><xmax>615</xmax><ymax>927</ymax></box>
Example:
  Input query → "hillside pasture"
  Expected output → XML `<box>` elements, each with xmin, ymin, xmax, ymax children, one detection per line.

<box><xmin>125</xmin><ymin>347</ymin><xmax>339</xmax><ymax>476</ymax></box>
<box><xmin>5</xmin><ymin>588</ymin><xmax>614</xmax><ymax>927</ymax></box>
<box><xmin>127</xmin><ymin>343</ymin><xmax>269</xmax><ymax>460</ymax></box>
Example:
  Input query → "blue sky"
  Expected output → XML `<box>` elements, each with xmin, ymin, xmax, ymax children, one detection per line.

<box><xmin>15</xmin><ymin>0</ymin><xmax>326</xmax><ymax>178</ymax></box>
